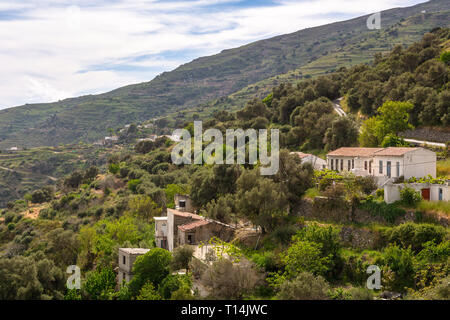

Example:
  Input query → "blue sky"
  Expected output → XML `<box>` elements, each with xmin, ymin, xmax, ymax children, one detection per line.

<box><xmin>0</xmin><ymin>0</ymin><xmax>426</xmax><ymax>109</ymax></box>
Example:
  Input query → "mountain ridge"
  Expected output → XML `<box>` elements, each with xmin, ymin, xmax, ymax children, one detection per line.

<box><xmin>1</xmin><ymin>0</ymin><xmax>449</xmax><ymax>149</ymax></box>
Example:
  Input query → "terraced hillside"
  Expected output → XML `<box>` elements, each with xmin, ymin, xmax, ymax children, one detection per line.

<box><xmin>0</xmin><ymin>0</ymin><xmax>449</xmax><ymax>149</ymax></box>
<box><xmin>0</xmin><ymin>145</ymin><xmax>113</xmax><ymax>208</ymax></box>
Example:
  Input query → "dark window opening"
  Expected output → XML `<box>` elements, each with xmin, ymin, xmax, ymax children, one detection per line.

<box><xmin>387</xmin><ymin>161</ymin><xmax>391</xmax><ymax>178</ymax></box>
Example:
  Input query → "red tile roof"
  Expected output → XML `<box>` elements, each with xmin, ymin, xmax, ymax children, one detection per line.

<box><xmin>374</xmin><ymin>147</ymin><xmax>419</xmax><ymax>156</ymax></box>
<box><xmin>290</xmin><ymin>152</ymin><xmax>311</xmax><ymax>159</ymax></box>
<box><xmin>327</xmin><ymin>147</ymin><xmax>384</xmax><ymax>157</ymax></box>
<box><xmin>167</xmin><ymin>208</ymin><xmax>203</xmax><ymax>220</ymax></box>
<box><xmin>178</xmin><ymin>219</ymin><xmax>210</xmax><ymax>232</ymax></box>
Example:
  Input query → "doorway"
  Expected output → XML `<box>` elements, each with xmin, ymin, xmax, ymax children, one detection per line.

<box><xmin>421</xmin><ymin>188</ymin><xmax>430</xmax><ymax>201</ymax></box>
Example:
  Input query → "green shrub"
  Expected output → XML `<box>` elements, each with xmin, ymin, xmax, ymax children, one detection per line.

<box><xmin>136</xmin><ymin>282</ymin><xmax>161</xmax><ymax>300</ymax></box>
<box><xmin>128</xmin><ymin>179</ymin><xmax>142</xmax><ymax>193</ymax></box>
<box><xmin>171</xmin><ymin>245</ymin><xmax>194</xmax><ymax>272</ymax></box>
<box><xmin>171</xmin><ymin>286</ymin><xmax>195</xmax><ymax>300</ymax></box>
<box><xmin>376</xmin><ymin>189</ymin><xmax>384</xmax><ymax>199</ymax></box>
<box><xmin>31</xmin><ymin>186</ymin><xmax>54</xmax><ymax>204</ymax></box>
<box><xmin>318</xmin><ymin>178</ymin><xmax>332</xmax><ymax>191</ymax></box>
<box><xmin>416</xmin><ymin>240</ymin><xmax>450</xmax><ymax>263</ymax></box>
<box><xmin>400</xmin><ymin>187</ymin><xmax>422</xmax><ymax>207</ymax></box>
<box><xmin>129</xmin><ymin>248</ymin><xmax>172</xmax><ymax>297</ymax></box>
<box><xmin>359</xmin><ymin>199</ymin><xmax>406</xmax><ymax>224</ymax></box>
<box><xmin>251</xmin><ymin>251</ymin><xmax>280</xmax><ymax>272</ymax></box>
<box><xmin>271</xmin><ymin>225</ymin><xmax>298</xmax><ymax>246</ymax></box>
<box><xmin>382</xmin><ymin>245</ymin><xmax>415</xmax><ymax>292</ymax></box>
<box><xmin>383</xmin><ymin>223</ymin><xmax>446</xmax><ymax>252</ymax></box>
<box><xmin>159</xmin><ymin>275</ymin><xmax>183</xmax><ymax>299</ymax></box>
<box><xmin>276</xmin><ymin>272</ymin><xmax>330</xmax><ymax>300</ymax></box>
<box><xmin>282</xmin><ymin>240</ymin><xmax>330</xmax><ymax>277</ymax></box>
<box><xmin>355</xmin><ymin>176</ymin><xmax>378</xmax><ymax>195</ymax></box>
<box><xmin>4</xmin><ymin>212</ymin><xmax>16</xmax><ymax>224</ymax></box>
<box><xmin>83</xmin><ymin>266</ymin><xmax>116</xmax><ymax>300</ymax></box>
<box><xmin>109</xmin><ymin>163</ymin><xmax>120</xmax><ymax>175</ymax></box>
<box><xmin>348</xmin><ymin>287</ymin><xmax>374</xmax><ymax>300</ymax></box>
<box><xmin>440</xmin><ymin>51</ymin><xmax>450</xmax><ymax>65</ymax></box>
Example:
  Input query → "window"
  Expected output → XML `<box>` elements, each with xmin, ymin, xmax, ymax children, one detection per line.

<box><xmin>364</xmin><ymin>161</ymin><xmax>367</xmax><ymax>170</ymax></box>
<box><xmin>331</xmin><ymin>159</ymin><xmax>334</xmax><ymax>170</ymax></box>
<box><xmin>379</xmin><ymin>161</ymin><xmax>383</xmax><ymax>174</ymax></box>
<box><xmin>348</xmin><ymin>160</ymin><xmax>351</xmax><ymax>171</ymax></box>
<box><xmin>396</xmin><ymin>162</ymin><xmax>400</xmax><ymax>177</ymax></box>
<box><xmin>187</xmin><ymin>234</ymin><xmax>194</xmax><ymax>244</ymax></box>
<box><xmin>123</xmin><ymin>256</ymin><xmax>126</xmax><ymax>265</ymax></box>
<box><xmin>336</xmin><ymin>159</ymin><xmax>339</xmax><ymax>171</ymax></box>
<box><xmin>352</xmin><ymin>159</ymin><xmax>354</xmax><ymax>169</ymax></box>
<box><xmin>439</xmin><ymin>188</ymin><xmax>443</xmax><ymax>201</ymax></box>
<box><xmin>179</xmin><ymin>200</ymin><xmax>186</xmax><ymax>208</ymax></box>
<box><xmin>340</xmin><ymin>159</ymin><xmax>343</xmax><ymax>171</ymax></box>
<box><xmin>387</xmin><ymin>161</ymin><xmax>391</xmax><ymax>178</ymax></box>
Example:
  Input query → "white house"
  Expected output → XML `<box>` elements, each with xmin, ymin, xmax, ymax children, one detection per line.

<box><xmin>326</xmin><ymin>147</ymin><xmax>436</xmax><ymax>180</ymax></box>
<box><xmin>327</xmin><ymin>147</ymin><xmax>384</xmax><ymax>175</ymax></box>
<box><xmin>372</xmin><ymin>147</ymin><xmax>436</xmax><ymax>180</ymax></box>
<box><xmin>384</xmin><ymin>181</ymin><xmax>449</xmax><ymax>204</ymax></box>
<box><xmin>291</xmin><ymin>152</ymin><xmax>327</xmax><ymax>170</ymax></box>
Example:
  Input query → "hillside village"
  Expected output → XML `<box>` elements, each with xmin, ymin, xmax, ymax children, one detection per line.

<box><xmin>0</xmin><ymin>25</ymin><xmax>449</xmax><ymax>301</ymax></box>
<box><xmin>115</xmin><ymin>146</ymin><xmax>448</xmax><ymax>295</ymax></box>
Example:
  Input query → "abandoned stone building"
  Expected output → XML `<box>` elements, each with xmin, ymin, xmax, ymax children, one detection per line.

<box><xmin>117</xmin><ymin>248</ymin><xmax>150</xmax><ymax>286</ymax></box>
<box><xmin>118</xmin><ymin>195</ymin><xmax>236</xmax><ymax>285</ymax></box>
<box><xmin>155</xmin><ymin>208</ymin><xmax>235</xmax><ymax>252</ymax></box>
<box><xmin>174</xmin><ymin>194</ymin><xmax>194</xmax><ymax>213</ymax></box>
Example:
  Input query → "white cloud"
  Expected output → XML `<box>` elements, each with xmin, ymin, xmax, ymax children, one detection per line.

<box><xmin>0</xmin><ymin>0</ymin><xmax>426</xmax><ymax>109</ymax></box>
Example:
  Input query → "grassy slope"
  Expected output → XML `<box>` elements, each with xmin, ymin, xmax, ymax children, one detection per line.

<box><xmin>0</xmin><ymin>0</ymin><xmax>449</xmax><ymax>149</ymax></box>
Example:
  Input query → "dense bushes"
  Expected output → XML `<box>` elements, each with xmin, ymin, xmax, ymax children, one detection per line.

<box><xmin>201</xmin><ymin>259</ymin><xmax>262</xmax><ymax>299</ymax></box>
<box><xmin>0</xmin><ymin>253</ymin><xmax>66</xmax><ymax>300</ymax></box>
<box><xmin>276</xmin><ymin>272</ymin><xmax>330</xmax><ymax>300</ymax></box>
<box><xmin>382</xmin><ymin>223</ymin><xmax>446</xmax><ymax>252</ymax></box>
<box><xmin>358</xmin><ymin>198</ymin><xmax>406</xmax><ymax>224</ymax></box>
<box><xmin>128</xmin><ymin>248</ymin><xmax>172</xmax><ymax>297</ymax></box>
<box><xmin>31</xmin><ymin>186</ymin><xmax>54</xmax><ymax>204</ymax></box>
<box><xmin>382</xmin><ymin>245</ymin><xmax>416</xmax><ymax>292</ymax></box>
<box><xmin>400</xmin><ymin>187</ymin><xmax>422</xmax><ymax>207</ymax></box>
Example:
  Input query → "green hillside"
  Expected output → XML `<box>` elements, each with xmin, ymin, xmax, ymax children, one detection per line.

<box><xmin>0</xmin><ymin>145</ymin><xmax>114</xmax><ymax>208</ymax></box>
<box><xmin>1</xmin><ymin>29</ymin><xmax>449</xmax><ymax>301</ymax></box>
<box><xmin>0</xmin><ymin>0</ymin><xmax>449</xmax><ymax>149</ymax></box>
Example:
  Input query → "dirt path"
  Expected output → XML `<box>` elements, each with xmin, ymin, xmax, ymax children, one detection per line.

<box><xmin>0</xmin><ymin>165</ymin><xmax>58</xmax><ymax>181</ymax></box>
